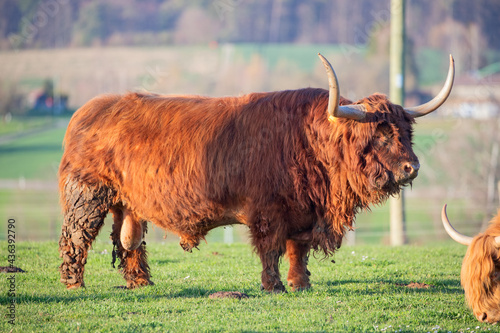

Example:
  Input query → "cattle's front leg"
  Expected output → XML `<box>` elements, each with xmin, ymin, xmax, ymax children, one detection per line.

<box><xmin>258</xmin><ymin>249</ymin><xmax>286</xmax><ymax>293</ymax></box>
<box><xmin>286</xmin><ymin>239</ymin><xmax>311</xmax><ymax>291</ymax></box>
<box><xmin>110</xmin><ymin>208</ymin><xmax>153</xmax><ymax>289</ymax></box>
<box><xmin>249</xmin><ymin>211</ymin><xmax>287</xmax><ymax>292</ymax></box>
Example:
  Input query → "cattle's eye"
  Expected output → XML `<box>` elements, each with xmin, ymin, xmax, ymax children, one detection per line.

<box><xmin>374</xmin><ymin>123</ymin><xmax>393</xmax><ymax>148</ymax></box>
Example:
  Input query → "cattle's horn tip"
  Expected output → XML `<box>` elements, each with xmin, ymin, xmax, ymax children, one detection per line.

<box><xmin>441</xmin><ymin>203</ymin><xmax>448</xmax><ymax>219</ymax></box>
<box><xmin>448</xmin><ymin>54</ymin><xmax>455</xmax><ymax>68</ymax></box>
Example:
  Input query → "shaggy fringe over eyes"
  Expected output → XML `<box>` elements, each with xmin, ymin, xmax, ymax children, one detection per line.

<box><xmin>332</xmin><ymin>93</ymin><xmax>414</xmax><ymax>198</ymax></box>
<box><xmin>461</xmin><ymin>215</ymin><xmax>500</xmax><ymax>319</ymax></box>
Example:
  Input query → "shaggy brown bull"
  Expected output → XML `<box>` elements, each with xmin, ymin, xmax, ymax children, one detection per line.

<box><xmin>59</xmin><ymin>54</ymin><xmax>454</xmax><ymax>292</ymax></box>
<box><xmin>442</xmin><ymin>204</ymin><xmax>500</xmax><ymax>323</ymax></box>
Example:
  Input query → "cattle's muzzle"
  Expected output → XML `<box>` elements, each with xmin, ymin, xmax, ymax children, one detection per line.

<box><xmin>477</xmin><ymin>309</ymin><xmax>500</xmax><ymax>324</ymax></box>
<box><xmin>396</xmin><ymin>161</ymin><xmax>420</xmax><ymax>185</ymax></box>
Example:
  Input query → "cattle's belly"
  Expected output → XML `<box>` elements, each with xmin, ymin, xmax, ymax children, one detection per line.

<box><xmin>142</xmin><ymin>201</ymin><xmax>247</xmax><ymax>239</ymax></box>
<box><xmin>158</xmin><ymin>206</ymin><xmax>247</xmax><ymax>251</ymax></box>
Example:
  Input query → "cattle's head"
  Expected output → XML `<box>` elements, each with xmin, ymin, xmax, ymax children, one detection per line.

<box><xmin>317</xmin><ymin>54</ymin><xmax>454</xmax><ymax>200</ymax></box>
<box><xmin>442</xmin><ymin>204</ymin><xmax>500</xmax><ymax>323</ymax></box>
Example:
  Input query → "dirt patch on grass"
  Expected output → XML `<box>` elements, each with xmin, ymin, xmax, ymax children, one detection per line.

<box><xmin>0</xmin><ymin>266</ymin><xmax>25</xmax><ymax>273</ymax></box>
<box><xmin>397</xmin><ymin>282</ymin><xmax>433</xmax><ymax>289</ymax></box>
<box><xmin>209</xmin><ymin>291</ymin><xmax>249</xmax><ymax>300</ymax></box>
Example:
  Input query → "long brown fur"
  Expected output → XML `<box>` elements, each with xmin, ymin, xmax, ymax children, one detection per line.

<box><xmin>461</xmin><ymin>212</ymin><xmax>500</xmax><ymax>323</ymax></box>
<box><xmin>58</xmin><ymin>88</ymin><xmax>418</xmax><ymax>291</ymax></box>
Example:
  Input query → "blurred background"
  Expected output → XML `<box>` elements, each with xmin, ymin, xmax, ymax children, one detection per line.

<box><xmin>0</xmin><ymin>0</ymin><xmax>499</xmax><ymax>244</ymax></box>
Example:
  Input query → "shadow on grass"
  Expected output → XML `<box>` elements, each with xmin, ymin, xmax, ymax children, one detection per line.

<box><xmin>151</xmin><ymin>259</ymin><xmax>181</xmax><ymax>265</ymax></box>
<box><xmin>324</xmin><ymin>277</ymin><xmax>463</xmax><ymax>295</ymax></box>
<box><xmin>240</xmin><ymin>331</ymin><xmax>322</xmax><ymax>333</ymax></box>
<box><xmin>0</xmin><ymin>286</ymin><xmax>256</xmax><ymax>305</ymax></box>
<box><xmin>0</xmin><ymin>275</ymin><xmax>463</xmax><ymax>306</ymax></box>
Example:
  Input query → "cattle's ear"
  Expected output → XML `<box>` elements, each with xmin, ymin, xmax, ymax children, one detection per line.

<box><xmin>495</xmin><ymin>236</ymin><xmax>500</xmax><ymax>248</ymax></box>
<box><xmin>405</xmin><ymin>55</ymin><xmax>454</xmax><ymax>118</ymax></box>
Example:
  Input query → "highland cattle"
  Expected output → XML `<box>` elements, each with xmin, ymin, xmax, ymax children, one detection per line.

<box><xmin>442</xmin><ymin>204</ymin><xmax>500</xmax><ymax>323</ymax></box>
<box><xmin>59</xmin><ymin>54</ymin><xmax>454</xmax><ymax>292</ymax></box>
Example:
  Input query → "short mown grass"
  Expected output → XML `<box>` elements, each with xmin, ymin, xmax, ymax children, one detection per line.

<box><xmin>0</xmin><ymin>241</ymin><xmax>490</xmax><ymax>332</ymax></box>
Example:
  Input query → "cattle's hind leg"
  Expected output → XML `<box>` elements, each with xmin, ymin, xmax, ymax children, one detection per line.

<box><xmin>110</xmin><ymin>207</ymin><xmax>153</xmax><ymax>289</ymax></box>
<box><xmin>59</xmin><ymin>180</ymin><xmax>114</xmax><ymax>289</ymax></box>
<box><xmin>286</xmin><ymin>239</ymin><xmax>311</xmax><ymax>291</ymax></box>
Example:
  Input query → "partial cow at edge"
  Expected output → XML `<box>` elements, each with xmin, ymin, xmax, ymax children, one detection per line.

<box><xmin>442</xmin><ymin>204</ymin><xmax>500</xmax><ymax>324</ymax></box>
<box><xmin>59</xmin><ymin>54</ymin><xmax>454</xmax><ymax>292</ymax></box>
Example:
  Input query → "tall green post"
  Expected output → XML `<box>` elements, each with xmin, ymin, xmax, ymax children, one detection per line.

<box><xmin>389</xmin><ymin>0</ymin><xmax>407</xmax><ymax>245</ymax></box>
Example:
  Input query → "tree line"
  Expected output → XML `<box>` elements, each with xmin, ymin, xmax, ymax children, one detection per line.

<box><xmin>1</xmin><ymin>0</ymin><xmax>499</xmax><ymax>55</ymax></box>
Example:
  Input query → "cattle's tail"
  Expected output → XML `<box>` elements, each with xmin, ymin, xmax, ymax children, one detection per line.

<box><xmin>58</xmin><ymin>178</ymin><xmax>115</xmax><ymax>289</ymax></box>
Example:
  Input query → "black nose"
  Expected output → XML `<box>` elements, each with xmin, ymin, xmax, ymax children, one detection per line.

<box><xmin>479</xmin><ymin>312</ymin><xmax>487</xmax><ymax>322</ymax></box>
<box><xmin>403</xmin><ymin>162</ymin><xmax>420</xmax><ymax>179</ymax></box>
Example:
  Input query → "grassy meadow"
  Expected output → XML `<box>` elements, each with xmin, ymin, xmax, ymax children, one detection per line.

<box><xmin>0</xmin><ymin>241</ymin><xmax>489</xmax><ymax>332</ymax></box>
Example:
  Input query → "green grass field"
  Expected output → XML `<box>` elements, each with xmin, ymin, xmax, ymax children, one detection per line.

<box><xmin>0</xmin><ymin>117</ymin><xmax>68</xmax><ymax>179</ymax></box>
<box><xmin>0</xmin><ymin>241</ymin><xmax>487</xmax><ymax>332</ymax></box>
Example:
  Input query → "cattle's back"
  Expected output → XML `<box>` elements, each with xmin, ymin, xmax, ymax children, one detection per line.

<box><xmin>59</xmin><ymin>90</ymin><xmax>324</xmax><ymax>229</ymax></box>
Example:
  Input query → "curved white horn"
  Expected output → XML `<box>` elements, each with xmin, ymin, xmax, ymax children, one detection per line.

<box><xmin>318</xmin><ymin>53</ymin><xmax>367</xmax><ymax>120</ymax></box>
<box><xmin>441</xmin><ymin>204</ymin><xmax>473</xmax><ymax>246</ymax></box>
<box><xmin>405</xmin><ymin>55</ymin><xmax>455</xmax><ymax>118</ymax></box>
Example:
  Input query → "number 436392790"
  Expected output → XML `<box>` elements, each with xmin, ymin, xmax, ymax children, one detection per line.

<box><xmin>7</xmin><ymin>218</ymin><xmax>15</xmax><ymax>264</ymax></box>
